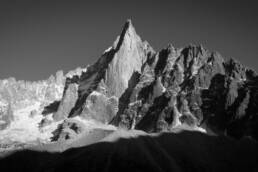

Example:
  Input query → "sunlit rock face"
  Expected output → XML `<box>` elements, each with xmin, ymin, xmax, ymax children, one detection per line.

<box><xmin>105</xmin><ymin>20</ymin><xmax>150</xmax><ymax>98</ymax></box>
<box><xmin>65</xmin><ymin>20</ymin><xmax>155</xmax><ymax>122</ymax></box>
<box><xmin>51</xmin><ymin>118</ymin><xmax>86</xmax><ymax>142</ymax></box>
<box><xmin>53</xmin><ymin>83</ymin><xmax>78</xmax><ymax>121</ymax></box>
<box><xmin>80</xmin><ymin>91</ymin><xmax>118</xmax><ymax>124</ymax></box>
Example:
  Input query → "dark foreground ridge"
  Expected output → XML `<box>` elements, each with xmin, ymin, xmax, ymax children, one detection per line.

<box><xmin>0</xmin><ymin>130</ymin><xmax>257</xmax><ymax>172</ymax></box>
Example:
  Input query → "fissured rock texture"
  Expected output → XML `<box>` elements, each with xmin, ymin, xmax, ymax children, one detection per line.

<box><xmin>66</xmin><ymin>20</ymin><xmax>154</xmax><ymax>120</ymax></box>
<box><xmin>53</xmin><ymin>83</ymin><xmax>78</xmax><ymax>121</ymax></box>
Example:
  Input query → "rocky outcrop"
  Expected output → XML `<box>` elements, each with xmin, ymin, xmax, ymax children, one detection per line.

<box><xmin>53</xmin><ymin>84</ymin><xmax>78</xmax><ymax>121</ymax></box>
<box><xmin>80</xmin><ymin>91</ymin><xmax>118</xmax><ymax>123</ymax></box>
<box><xmin>0</xmin><ymin>103</ymin><xmax>14</xmax><ymax>130</ymax></box>
<box><xmin>201</xmin><ymin>60</ymin><xmax>258</xmax><ymax>139</ymax></box>
<box><xmin>51</xmin><ymin>118</ymin><xmax>85</xmax><ymax>141</ymax></box>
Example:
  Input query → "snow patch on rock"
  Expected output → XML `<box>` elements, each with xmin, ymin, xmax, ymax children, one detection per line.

<box><xmin>66</xmin><ymin>67</ymin><xmax>87</xmax><ymax>79</ymax></box>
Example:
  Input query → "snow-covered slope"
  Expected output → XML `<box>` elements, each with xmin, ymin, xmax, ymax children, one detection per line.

<box><xmin>0</xmin><ymin>67</ymin><xmax>90</xmax><ymax>149</ymax></box>
<box><xmin>0</xmin><ymin>103</ymin><xmax>54</xmax><ymax>144</ymax></box>
<box><xmin>0</xmin><ymin>101</ymin><xmax>116</xmax><ymax>151</ymax></box>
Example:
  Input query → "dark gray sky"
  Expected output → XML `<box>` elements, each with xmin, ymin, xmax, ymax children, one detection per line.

<box><xmin>0</xmin><ymin>0</ymin><xmax>258</xmax><ymax>80</ymax></box>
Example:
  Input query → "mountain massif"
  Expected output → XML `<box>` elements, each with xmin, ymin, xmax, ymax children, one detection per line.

<box><xmin>0</xmin><ymin>20</ymin><xmax>257</xmax><ymax>172</ymax></box>
<box><xmin>45</xmin><ymin>19</ymin><xmax>258</xmax><ymax>141</ymax></box>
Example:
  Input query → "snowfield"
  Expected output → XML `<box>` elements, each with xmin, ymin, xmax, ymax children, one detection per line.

<box><xmin>0</xmin><ymin>102</ymin><xmax>58</xmax><ymax>145</ymax></box>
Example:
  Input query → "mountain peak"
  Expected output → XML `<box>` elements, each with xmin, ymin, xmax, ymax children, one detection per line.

<box><xmin>105</xmin><ymin>19</ymin><xmax>152</xmax><ymax>97</ymax></box>
<box><xmin>124</xmin><ymin>19</ymin><xmax>133</xmax><ymax>29</ymax></box>
<box><xmin>121</xmin><ymin>19</ymin><xmax>134</xmax><ymax>34</ymax></box>
<box><xmin>113</xmin><ymin>19</ymin><xmax>140</xmax><ymax>51</ymax></box>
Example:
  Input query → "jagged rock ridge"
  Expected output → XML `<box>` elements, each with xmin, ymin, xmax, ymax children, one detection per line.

<box><xmin>52</xmin><ymin>20</ymin><xmax>258</xmax><ymax>140</ymax></box>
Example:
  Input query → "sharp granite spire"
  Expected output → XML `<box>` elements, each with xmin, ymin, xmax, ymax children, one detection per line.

<box><xmin>105</xmin><ymin>19</ymin><xmax>154</xmax><ymax>98</ymax></box>
<box><xmin>61</xmin><ymin>19</ymin><xmax>154</xmax><ymax>121</ymax></box>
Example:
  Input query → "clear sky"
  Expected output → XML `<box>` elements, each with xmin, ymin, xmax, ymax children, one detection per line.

<box><xmin>0</xmin><ymin>0</ymin><xmax>258</xmax><ymax>80</ymax></box>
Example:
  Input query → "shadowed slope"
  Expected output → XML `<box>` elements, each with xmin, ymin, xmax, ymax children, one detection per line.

<box><xmin>0</xmin><ymin>130</ymin><xmax>257</xmax><ymax>172</ymax></box>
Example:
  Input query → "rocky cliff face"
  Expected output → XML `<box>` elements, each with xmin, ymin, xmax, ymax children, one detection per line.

<box><xmin>49</xmin><ymin>20</ymin><xmax>258</xmax><ymax>141</ymax></box>
<box><xmin>113</xmin><ymin>43</ymin><xmax>258</xmax><ymax>140</ymax></box>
